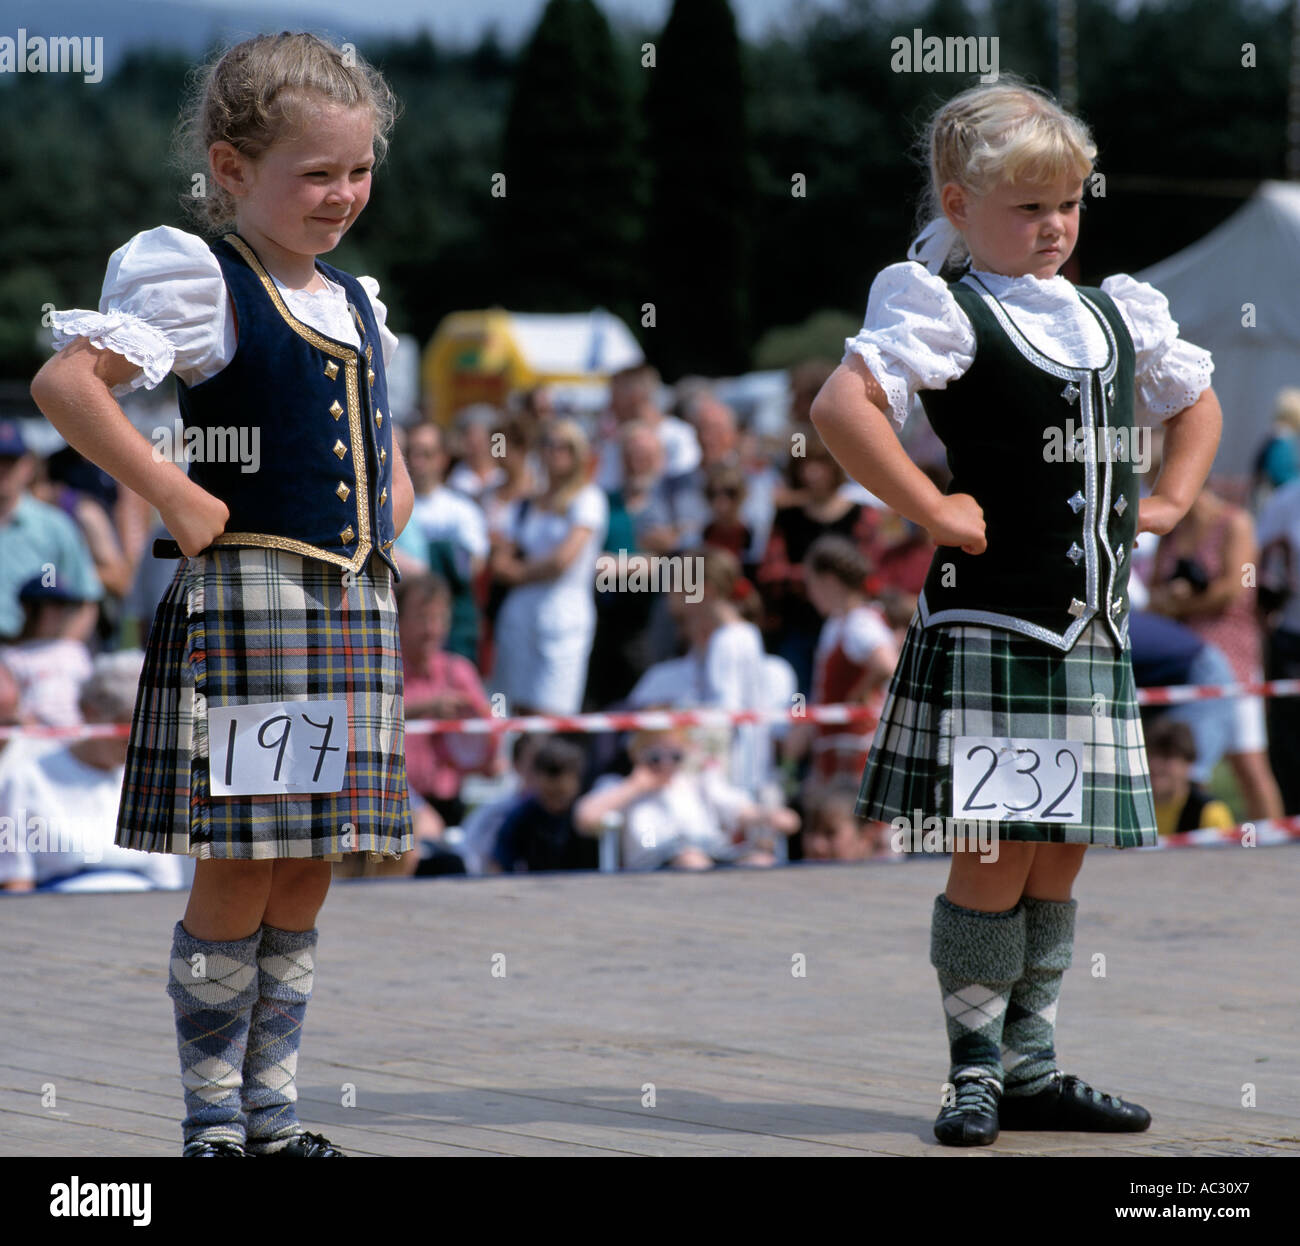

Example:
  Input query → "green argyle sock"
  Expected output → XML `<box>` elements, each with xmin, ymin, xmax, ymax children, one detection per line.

<box><xmin>1002</xmin><ymin>895</ymin><xmax>1077</xmax><ymax>1098</ymax></box>
<box><xmin>930</xmin><ymin>894</ymin><xmax>1025</xmax><ymax>1095</ymax></box>
<box><xmin>243</xmin><ymin>924</ymin><xmax>318</xmax><ymax>1153</ymax></box>
<box><xmin>167</xmin><ymin>921</ymin><xmax>261</xmax><ymax>1147</ymax></box>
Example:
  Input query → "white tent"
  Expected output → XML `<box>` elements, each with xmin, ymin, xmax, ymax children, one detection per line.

<box><xmin>1136</xmin><ymin>180</ymin><xmax>1300</xmax><ymax>477</ymax></box>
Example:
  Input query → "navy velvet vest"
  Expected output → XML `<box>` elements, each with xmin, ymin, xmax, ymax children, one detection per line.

<box><xmin>177</xmin><ymin>233</ymin><xmax>398</xmax><ymax>577</ymax></box>
<box><xmin>917</xmin><ymin>272</ymin><xmax>1140</xmax><ymax>650</ymax></box>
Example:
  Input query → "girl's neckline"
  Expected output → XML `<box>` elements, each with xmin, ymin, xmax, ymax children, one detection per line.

<box><xmin>965</xmin><ymin>265</ymin><xmax>1072</xmax><ymax>288</ymax></box>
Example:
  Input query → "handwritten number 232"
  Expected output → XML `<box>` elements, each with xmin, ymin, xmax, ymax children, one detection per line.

<box><xmin>962</xmin><ymin>744</ymin><xmax>1079</xmax><ymax>818</ymax></box>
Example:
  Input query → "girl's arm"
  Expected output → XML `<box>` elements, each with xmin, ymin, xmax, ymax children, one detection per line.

<box><xmin>390</xmin><ymin>435</ymin><xmax>414</xmax><ymax>537</ymax></box>
<box><xmin>30</xmin><ymin>340</ymin><xmax>228</xmax><ymax>557</ymax></box>
<box><xmin>1135</xmin><ymin>388</ymin><xmax>1223</xmax><ymax>539</ymax></box>
<box><xmin>810</xmin><ymin>353</ymin><xmax>985</xmax><ymax>553</ymax></box>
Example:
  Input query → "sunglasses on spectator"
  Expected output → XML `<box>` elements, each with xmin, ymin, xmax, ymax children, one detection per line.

<box><xmin>642</xmin><ymin>748</ymin><xmax>684</xmax><ymax>767</ymax></box>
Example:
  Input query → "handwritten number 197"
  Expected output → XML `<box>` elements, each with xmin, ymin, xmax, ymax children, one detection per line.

<box><xmin>224</xmin><ymin>711</ymin><xmax>340</xmax><ymax>785</ymax></box>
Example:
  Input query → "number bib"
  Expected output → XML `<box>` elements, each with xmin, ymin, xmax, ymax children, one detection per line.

<box><xmin>952</xmin><ymin>736</ymin><xmax>1083</xmax><ymax>823</ymax></box>
<box><xmin>209</xmin><ymin>698</ymin><xmax>349</xmax><ymax>796</ymax></box>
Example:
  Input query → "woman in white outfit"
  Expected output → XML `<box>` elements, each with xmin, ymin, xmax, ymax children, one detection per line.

<box><xmin>489</xmin><ymin>418</ymin><xmax>608</xmax><ymax>715</ymax></box>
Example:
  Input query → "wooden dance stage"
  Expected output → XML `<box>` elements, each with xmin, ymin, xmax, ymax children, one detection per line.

<box><xmin>2</xmin><ymin>846</ymin><xmax>1297</xmax><ymax>1157</ymax></box>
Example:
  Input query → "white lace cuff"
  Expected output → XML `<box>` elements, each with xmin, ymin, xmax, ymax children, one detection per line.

<box><xmin>49</xmin><ymin>308</ymin><xmax>174</xmax><ymax>394</ymax></box>
<box><xmin>842</xmin><ymin>337</ymin><xmax>913</xmax><ymax>427</ymax></box>
<box><xmin>1136</xmin><ymin>337</ymin><xmax>1215</xmax><ymax>421</ymax></box>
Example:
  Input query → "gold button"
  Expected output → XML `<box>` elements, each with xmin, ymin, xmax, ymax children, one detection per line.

<box><xmin>336</xmin><ymin>481</ymin><xmax>350</xmax><ymax>502</ymax></box>
<box><xmin>380</xmin><ymin>487</ymin><xmax>387</xmax><ymax>505</ymax></box>
<box><xmin>340</xmin><ymin>525</ymin><xmax>355</xmax><ymax>544</ymax></box>
<box><xmin>375</xmin><ymin>410</ymin><xmax>383</xmax><ymax>427</ymax></box>
<box><xmin>368</xmin><ymin>368</ymin><xmax>376</xmax><ymax>386</ymax></box>
<box><xmin>333</xmin><ymin>440</ymin><xmax>347</xmax><ymax>460</ymax></box>
<box><xmin>380</xmin><ymin>447</ymin><xmax>387</xmax><ymax>464</ymax></box>
<box><xmin>329</xmin><ymin>400</ymin><xmax>343</xmax><ymax>420</ymax></box>
<box><xmin>365</xmin><ymin>344</ymin><xmax>373</xmax><ymax>362</ymax></box>
<box><xmin>324</xmin><ymin>360</ymin><xmax>339</xmax><ymax>381</ymax></box>
<box><xmin>383</xmin><ymin>539</ymin><xmax>394</xmax><ymax>549</ymax></box>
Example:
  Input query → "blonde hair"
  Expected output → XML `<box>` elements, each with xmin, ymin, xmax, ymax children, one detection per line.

<box><xmin>540</xmin><ymin>417</ymin><xmax>592</xmax><ymax>512</ymax></box>
<box><xmin>176</xmin><ymin>31</ymin><xmax>398</xmax><ymax>233</ymax></box>
<box><xmin>919</xmin><ymin>77</ymin><xmax>1097</xmax><ymax>272</ymax></box>
<box><xmin>1274</xmin><ymin>387</ymin><xmax>1300</xmax><ymax>432</ymax></box>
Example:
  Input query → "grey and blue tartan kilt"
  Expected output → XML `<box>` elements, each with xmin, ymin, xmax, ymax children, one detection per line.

<box><xmin>856</xmin><ymin>613</ymin><xmax>1157</xmax><ymax>847</ymax></box>
<box><xmin>116</xmin><ymin>547</ymin><xmax>413</xmax><ymax>860</ymax></box>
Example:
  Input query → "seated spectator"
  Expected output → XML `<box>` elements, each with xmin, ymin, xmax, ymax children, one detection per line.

<box><xmin>574</xmin><ymin>728</ymin><xmax>799</xmax><ymax>872</ymax></box>
<box><xmin>1145</xmin><ymin>719</ymin><xmax>1236</xmax><ymax>839</ymax></box>
<box><xmin>0</xmin><ymin>420</ymin><xmax>102</xmax><ymax>644</ymax></box>
<box><xmin>398</xmin><ymin>573</ymin><xmax>498</xmax><ymax>827</ymax></box>
<box><xmin>0</xmin><ymin>650</ymin><xmax>183</xmax><ymax>892</ymax></box>
<box><xmin>0</xmin><ymin>575</ymin><xmax>95</xmax><ymax>727</ymax></box>
<box><xmin>492</xmin><ymin>737</ymin><xmax>595</xmax><ymax>873</ymax></box>
<box><xmin>459</xmin><ymin>732</ymin><xmax>542</xmax><ymax>875</ymax></box>
<box><xmin>802</xmin><ymin>781</ymin><xmax>898</xmax><ymax>862</ymax></box>
<box><xmin>1256</xmin><ymin>474</ymin><xmax>1300</xmax><ymax>815</ymax></box>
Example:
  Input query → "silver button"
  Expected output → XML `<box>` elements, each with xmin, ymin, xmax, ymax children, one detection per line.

<box><xmin>1067</xmin><ymin>542</ymin><xmax>1083</xmax><ymax>564</ymax></box>
<box><xmin>1114</xmin><ymin>495</ymin><xmax>1128</xmax><ymax>516</ymax></box>
<box><xmin>1068</xmin><ymin>598</ymin><xmax>1086</xmax><ymax>617</ymax></box>
<box><xmin>1111</xmin><ymin>598</ymin><xmax>1123</xmax><ymax>614</ymax></box>
<box><xmin>1115</xmin><ymin>543</ymin><xmax>1125</xmax><ymax>561</ymax></box>
<box><xmin>1062</xmin><ymin>382</ymin><xmax>1081</xmax><ymax>404</ymax></box>
<box><xmin>1107</xmin><ymin>383</ymin><xmax>1116</xmax><ymax>402</ymax></box>
<box><xmin>1068</xmin><ymin>490</ymin><xmax>1086</xmax><ymax>514</ymax></box>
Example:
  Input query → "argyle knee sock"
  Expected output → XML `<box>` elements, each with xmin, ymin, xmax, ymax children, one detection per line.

<box><xmin>243</xmin><ymin>924</ymin><xmax>318</xmax><ymax>1153</ymax></box>
<box><xmin>1002</xmin><ymin>895</ymin><xmax>1076</xmax><ymax>1098</ymax></box>
<box><xmin>930</xmin><ymin>895</ymin><xmax>1026</xmax><ymax>1092</ymax></box>
<box><xmin>166</xmin><ymin>921</ymin><xmax>261</xmax><ymax>1147</ymax></box>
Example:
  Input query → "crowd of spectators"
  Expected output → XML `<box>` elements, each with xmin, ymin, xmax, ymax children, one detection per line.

<box><xmin>3</xmin><ymin>367</ymin><xmax>1300</xmax><ymax>889</ymax></box>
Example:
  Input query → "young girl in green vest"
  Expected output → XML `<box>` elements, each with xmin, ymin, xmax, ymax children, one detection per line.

<box><xmin>811</xmin><ymin>78</ymin><xmax>1222</xmax><ymax>1146</ymax></box>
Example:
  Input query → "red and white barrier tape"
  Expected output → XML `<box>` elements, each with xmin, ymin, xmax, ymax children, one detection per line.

<box><xmin>1</xmin><ymin>677</ymin><xmax>1299</xmax><ymax>742</ymax></box>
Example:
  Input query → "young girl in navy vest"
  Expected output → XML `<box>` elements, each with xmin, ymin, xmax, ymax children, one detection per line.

<box><xmin>811</xmin><ymin>79</ymin><xmax>1222</xmax><ymax>1146</ymax></box>
<box><xmin>32</xmin><ymin>33</ymin><xmax>414</xmax><ymax>1156</ymax></box>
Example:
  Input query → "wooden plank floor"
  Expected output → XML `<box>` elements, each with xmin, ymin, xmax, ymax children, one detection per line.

<box><xmin>2</xmin><ymin>846</ymin><xmax>1297</xmax><ymax>1157</ymax></box>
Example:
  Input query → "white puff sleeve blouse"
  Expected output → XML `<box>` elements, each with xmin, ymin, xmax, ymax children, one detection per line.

<box><xmin>50</xmin><ymin>225</ymin><xmax>400</xmax><ymax>398</ymax></box>
<box><xmin>842</xmin><ymin>260</ymin><xmax>1213</xmax><ymax>428</ymax></box>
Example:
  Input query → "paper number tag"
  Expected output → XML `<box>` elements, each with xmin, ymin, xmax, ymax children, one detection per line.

<box><xmin>209</xmin><ymin>699</ymin><xmax>349</xmax><ymax>795</ymax></box>
<box><xmin>952</xmin><ymin>736</ymin><xmax>1083</xmax><ymax>823</ymax></box>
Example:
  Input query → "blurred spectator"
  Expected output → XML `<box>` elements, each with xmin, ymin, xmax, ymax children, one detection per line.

<box><xmin>492</xmin><ymin>736</ymin><xmax>595</xmax><ymax>873</ymax></box>
<box><xmin>1129</xmin><ymin>610</ymin><xmax>1236</xmax><ymax>788</ymax></box>
<box><xmin>574</xmin><ymin>727</ymin><xmax>798</xmax><ymax>871</ymax></box>
<box><xmin>1149</xmin><ymin>486</ymin><xmax>1283</xmax><ymax>821</ymax></box>
<box><xmin>758</xmin><ymin>433</ymin><xmax>873</xmax><ymax>694</ymax></box>
<box><xmin>0</xmin><ymin>420</ymin><xmax>102</xmax><ymax>643</ymax></box>
<box><xmin>596</xmin><ymin>364</ymin><xmax>699</xmax><ymax>492</ymax></box>
<box><xmin>0</xmin><ymin>650</ymin><xmax>183</xmax><ymax>892</ymax></box>
<box><xmin>405</xmin><ymin>422</ymin><xmax>489</xmax><ymax>662</ymax></box>
<box><xmin>479</xmin><ymin>413</ymin><xmax>538</xmax><ymax>535</ymax></box>
<box><xmin>606</xmin><ymin>420</ymin><xmax>679</xmax><ymax>555</ymax></box>
<box><xmin>699</xmin><ymin>463</ymin><xmax>753</xmax><ymax>568</ymax></box>
<box><xmin>459</xmin><ymin>732</ymin><xmax>542</xmax><ymax>875</ymax></box>
<box><xmin>802</xmin><ymin>781</ymin><xmax>898</xmax><ymax>862</ymax></box>
<box><xmin>398</xmin><ymin>573</ymin><xmax>498</xmax><ymax>828</ymax></box>
<box><xmin>446</xmin><ymin>404</ymin><xmax>506</xmax><ymax>500</ymax></box>
<box><xmin>0</xmin><ymin>575</ymin><xmax>95</xmax><ymax>727</ymax></box>
<box><xmin>1145</xmin><ymin>719</ymin><xmax>1236</xmax><ymax>839</ymax></box>
<box><xmin>490</xmin><ymin>418</ymin><xmax>607</xmax><ymax>715</ymax></box>
<box><xmin>1251</xmin><ymin>387</ymin><xmax>1300</xmax><ymax>507</ymax></box>
<box><xmin>783</xmin><ymin>536</ymin><xmax>897</xmax><ymax>786</ymax></box>
<box><xmin>1255</xmin><ymin>475</ymin><xmax>1300</xmax><ymax>814</ymax></box>
<box><xmin>33</xmin><ymin>445</ymin><xmax>132</xmax><ymax>599</ymax></box>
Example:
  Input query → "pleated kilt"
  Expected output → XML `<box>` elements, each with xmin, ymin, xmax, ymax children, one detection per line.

<box><xmin>856</xmin><ymin>613</ymin><xmax>1157</xmax><ymax>847</ymax></box>
<box><xmin>116</xmin><ymin>547</ymin><xmax>412</xmax><ymax>860</ymax></box>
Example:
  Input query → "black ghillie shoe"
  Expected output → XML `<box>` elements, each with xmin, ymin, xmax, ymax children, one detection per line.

<box><xmin>250</xmin><ymin>1130</ymin><xmax>345</xmax><ymax>1157</ymax></box>
<box><xmin>182</xmin><ymin>1139</ymin><xmax>247</xmax><ymax>1157</ymax></box>
<box><xmin>934</xmin><ymin>1067</ymin><xmax>1002</xmax><ymax>1147</ymax></box>
<box><xmin>999</xmin><ymin>1071</ymin><xmax>1151</xmax><ymax>1132</ymax></box>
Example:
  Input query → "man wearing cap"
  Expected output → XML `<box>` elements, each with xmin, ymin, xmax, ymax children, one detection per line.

<box><xmin>0</xmin><ymin>420</ymin><xmax>102</xmax><ymax>642</ymax></box>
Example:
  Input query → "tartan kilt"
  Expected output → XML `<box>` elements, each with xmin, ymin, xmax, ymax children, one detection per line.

<box><xmin>116</xmin><ymin>547</ymin><xmax>412</xmax><ymax>860</ymax></box>
<box><xmin>856</xmin><ymin>613</ymin><xmax>1157</xmax><ymax>847</ymax></box>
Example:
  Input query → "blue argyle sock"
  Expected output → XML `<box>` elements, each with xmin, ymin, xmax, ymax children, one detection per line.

<box><xmin>243</xmin><ymin>924</ymin><xmax>318</xmax><ymax>1153</ymax></box>
<box><xmin>166</xmin><ymin>921</ymin><xmax>261</xmax><ymax>1147</ymax></box>
<box><xmin>1002</xmin><ymin>896</ymin><xmax>1077</xmax><ymax>1098</ymax></box>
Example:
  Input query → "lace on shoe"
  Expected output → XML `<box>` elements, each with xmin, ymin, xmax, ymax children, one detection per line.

<box><xmin>940</xmin><ymin>1067</ymin><xmax>1002</xmax><ymax>1119</ymax></box>
<box><xmin>1060</xmin><ymin>1073</ymin><xmax>1122</xmax><ymax>1106</ymax></box>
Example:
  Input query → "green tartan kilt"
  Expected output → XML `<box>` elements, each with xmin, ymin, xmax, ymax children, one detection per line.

<box><xmin>856</xmin><ymin>613</ymin><xmax>1157</xmax><ymax>847</ymax></box>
